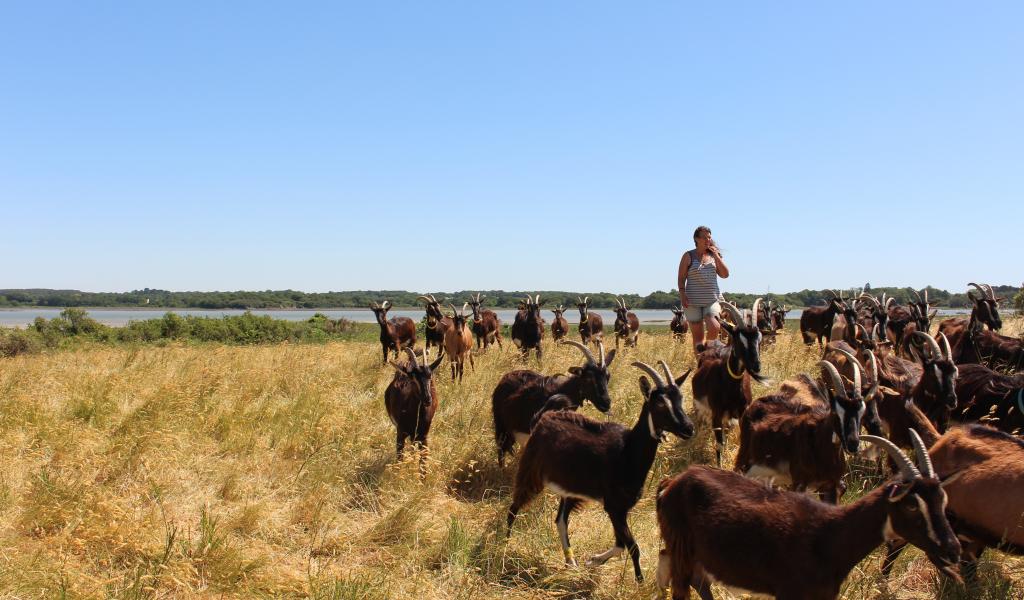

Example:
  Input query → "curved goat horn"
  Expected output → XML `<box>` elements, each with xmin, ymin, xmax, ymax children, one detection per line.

<box><xmin>909</xmin><ymin>429</ymin><xmax>936</xmax><ymax>479</ymax></box>
<box><xmin>912</xmin><ymin>331</ymin><xmax>943</xmax><ymax>361</ymax></box>
<box><xmin>597</xmin><ymin>341</ymin><xmax>606</xmax><ymax>367</ymax></box>
<box><xmin>983</xmin><ymin>284</ymin><xmax>996</xmax><ymax>301</ymax></box>
<box><xmin>751</xmin><ymin>298</ymin><xmax>763</xmax><ymax>325</ymax></box>
<box><xmin>862</xmin><ymin>350</ymin><xmax>879</xmax><ymax>400</ymax></box>
<box><xmin>658</xmin><ymin>360</ymin><xmax>675</xmax><ymax>386</ymax></box>
<box><xmin>417</xmin><ymin>295</ymin><xmax>432</xmax><ymax>304</ymax></box>
<box><xmin>818</xmin><ymin>360</ymin><xmax>848</xmax><ymax>399</ymax></box>
<box><xmin>402</xmin><ymin>347</ymin><xmax>418</xmax><ymax>366</ymax></box>
<box><xmin>720</xmin><ymin>302</ymin><xmax>744</xmax><ymax>327</ymax></box>
<box><xmin>862</xmin><ymin>435</ymin><xmax>921</xmax><ymax>482</ymax></box>
<box><xmin>910</xmin><ymin>289</ymin><xmax>922</xmax><ymax>302</ymax></box>
<box><xmin>937</xmin><ymin>332</ymin><xmax>953</xmax><ymax>360</ymax></box>
<box><xmin>858</xmin><ymin>293</ymin><xmax>880</xmax><ymax>310</ymax></box>
<box><xmin>632</xmin><ymin>361</ymin><xmax>667</xmax><ymax>388</ymax></box>
<box><xmin>461</xmin><ymin>302</ymin><xmax>469</xmax><ymax>317</ymax></box>
<box><xmin>560</xmin><ymin>339</ymin><xmax>596</xmax><ymax>365</ymax></box>
<box><xmin>872</xmin><ymin>323</ymin><xmax>880</xmax><ymax>342</ymax></box>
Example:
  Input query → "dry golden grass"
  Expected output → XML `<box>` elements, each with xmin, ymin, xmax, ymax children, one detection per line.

<box><xmin>0</xmin><ymin>319</ymin><xmax>1022</xmax><ymax>599</ymax></box>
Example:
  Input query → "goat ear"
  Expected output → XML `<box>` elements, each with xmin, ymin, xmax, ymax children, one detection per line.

<box><xmin>674</xmin><ymin>368</ymin><xmax>692</xmax><ymax>387</ymax></box>
<box><xmin>568</xmin><ymin>366</ymin><xmax>583</xmax><ymax>375</ymax></box>
<box><xmin>604</xmin><ymin>349</ymin><xmax>617</xmax><ymax>367</ymax></box>
<box><xmin>639</xmin><ymin>376</ymin><xmax>653</xmax><ymax>398</ymax></box>
<box><xmin>886</xmin><ymin>483</ymin><xmax>913</xmax><ymax>503</ymax></box>
<box><xmin>428</xmin><ymin>355</ymin><xmax>444</xmax><ymax>371</ymax></box>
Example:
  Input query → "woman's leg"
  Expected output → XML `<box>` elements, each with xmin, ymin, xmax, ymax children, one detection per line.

<box><xmin>704</xmin><ymin>314</ymin><xmax>721</xmax><ymax>343</ymax></box>
<box><xmin>689</xmin><ymin>320</ymin><xmax>704</xmax><ymax>354</ymax></box>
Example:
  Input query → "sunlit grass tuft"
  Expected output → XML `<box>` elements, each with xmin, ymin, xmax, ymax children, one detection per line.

<box><xmin>0</xmin><ymin>319</ymin><xmax>1021</xmax><ymax>597</ymax></box>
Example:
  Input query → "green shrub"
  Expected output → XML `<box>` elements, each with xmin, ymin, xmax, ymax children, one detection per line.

<box><xmin>0</xmin><ymin>328</ymin><xmax>43</xmax><ymax>357</ymax></box>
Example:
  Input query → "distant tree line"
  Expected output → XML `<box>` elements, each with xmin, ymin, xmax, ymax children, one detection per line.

<box><xmin>0</xmin><ymin>285</ymin><xmax>1020</xmax><ymax>311</ymax></box>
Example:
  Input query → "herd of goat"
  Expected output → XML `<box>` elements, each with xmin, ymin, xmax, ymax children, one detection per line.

<box><xmin>370</xmin><ymin>284</ymin><xmax>1023</xmax><ymax>599</ymax></box>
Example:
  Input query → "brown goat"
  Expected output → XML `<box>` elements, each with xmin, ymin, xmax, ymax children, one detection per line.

<box><xmin>384</xmin><ymin>348</ymin><xmax>444</xmax><ymax>476</ymax></box>
<box><xmin>511</xmin><ymin>295</ymin><xmax>545</xmax><ymax>359</ymax></box>
<box><xmin>949</xmin><ymin>363</ymin><xmax>1024</xmax><ymax>435</ymax></box>
<box><xmin>692</xmin><ymin>300</ymin><xmax>767</xmax><ymax>466</ymax></box>
<box><xmin>491</xmin><ymin>340</ymin><xmax>617</xmax><ymax>466</ymax></box>
<box><xmin>576</xmin><ymin>296</ymin><xmax>604</xmax><ymax>345</ymax></box>
<box><xmin>874</xmin><ymin>332</ymin><xmax>959</xmax><ymax>448</ymax></box>
<box><xmin>613</xmin><ymin>297</ymin><xmax>640</xmax><ymax>349</ymax></box>
<box><xmin>467</xmin><ymin>293</ymin><xmax>503</xmax><ymax>349</ymax></box>
<box><xmin>669</xmin><ymin>306</ymin><xmax>689</xmax><ymax>340</ymax></box>
<box><xmin>938</xmin><ymin>283</ymin><xmax>1003</xmax><ymax>346</ymax></box>
<box><xmin>550</xmin><ymin>305</ymin><xmax>569</xmax><ymax>341</ymax></box>
<box><xmin>735</xmin><ymin>361</ymin><xmax>867</xmax><ymax>503</ymax></box>
<box><xmin>655</xmin><ymin>433</ymin><xmax>961</xmax><ymax>599</ymax></box>
<box><xmin>418</xmin><ymin>294</ymin><xmax>451</xmax><ymax>356</ymax></box>
<box><xmin>506</xmin><ymin>361</ymin><xmax>694</xmax><ymax>582</ymax></box>
<box><xmin>882</xmin><ymin>422</ymin><xmax>1024</xmax><ymax>582</ymax></box>
<box><xmin>800</xmin><ymin>291</ymin><xmax>847</xmax><ymax>346</ymax></box>
<box><xmin>370</xmin><ymin>300</ymin><xmax>417</xmax><ymax>363</ymax></box>
<box><xmin>443</xmin><ymin>303</ymin><xmax>474</xmax><ymax>382</ymax></box>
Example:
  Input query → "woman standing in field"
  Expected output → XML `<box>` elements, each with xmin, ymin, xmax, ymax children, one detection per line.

<box><xmin>678</xmin><ymin>225</ymin><xmax>730</xmax><ymax>355</ymax></box>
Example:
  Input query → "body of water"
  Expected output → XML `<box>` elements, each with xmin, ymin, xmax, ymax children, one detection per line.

<box><xmin>0</xmin><ymin>307</ymin><xmax>969</xmax><ymax>328</ymax></box>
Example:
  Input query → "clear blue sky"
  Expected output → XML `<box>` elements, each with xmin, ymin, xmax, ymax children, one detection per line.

<box><xmin>2</xmin><ymin>2</ymin><xmax>1021</xmax><ymax>295</ymax></box>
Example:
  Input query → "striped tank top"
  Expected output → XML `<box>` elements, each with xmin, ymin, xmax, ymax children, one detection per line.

<box><xmin>685</xmin><ymin>250</ymin><xmax>722</xmax><ymax>306</ymax></box>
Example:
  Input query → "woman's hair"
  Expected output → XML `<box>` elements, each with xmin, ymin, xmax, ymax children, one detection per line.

<box><xmin>693</xmin><ymin>226</ymin><xmax>711</xmax><ymax>240</ymax></box>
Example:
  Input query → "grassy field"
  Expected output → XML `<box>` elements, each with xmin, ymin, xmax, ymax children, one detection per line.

<box><xmin>1</xmin><ymin>320</ymin><xmax>1022</xmax><ymax>599</ymax></box>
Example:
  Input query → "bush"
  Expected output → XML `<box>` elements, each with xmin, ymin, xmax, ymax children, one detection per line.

<box><xmin>0</xmin><ymin>328</ymin><xmax>43</xmax><ymax>358</ymax></box>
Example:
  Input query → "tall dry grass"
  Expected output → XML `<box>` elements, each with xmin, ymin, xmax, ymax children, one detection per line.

<box><xmin>0</xmin><ymin>319</ymin><xmax>1021</xmax><ymax>599</ymax></box>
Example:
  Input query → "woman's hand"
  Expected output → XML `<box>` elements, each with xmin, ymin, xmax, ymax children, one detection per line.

<box><xmin>681</xmin><ymin>293</ymin><xmax>689</xmax><ymax>308</ymax></box>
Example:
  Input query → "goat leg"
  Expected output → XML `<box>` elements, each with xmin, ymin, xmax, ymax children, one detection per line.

<box><xmin>555</xmin><ymin>498</ymin><xmax>579</xmax><ymax>566</ymax></box>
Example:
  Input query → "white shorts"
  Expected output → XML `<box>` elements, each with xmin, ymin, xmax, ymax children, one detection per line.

<box><xmin>684</xmin><ymin>302</ymin><xmax>722</xmax><ymax>324</ymax></box>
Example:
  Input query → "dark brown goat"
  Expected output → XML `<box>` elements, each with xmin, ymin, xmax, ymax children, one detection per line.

<box><xmin>947</xmin><ymin>321</ymin><xmax>1024</xmax><ymax>371</ymax></box>
<box><xmin>467</xmin><ymin>293</ymin><xmax>503</xmax><ymax>349</ymax></box>
<box><xmin>874</xmin><ymin>332</ymin><xmax>959</xmax><ymax>446</ymax></box>
<box><xmin>855</xmin><ymin>293</ymin><xmax>889</xmax><ymax>338</ymax></box>
<box><xmin>735</xmin><ymin>361</ymin><xmax>867</xmax><ymax>503</ymax></box>
<box><xmin>491</xmin><ymin>340</ymin><xmax>617</xmax><ymax>466</ymax></box>
<box><xmin>418</xmin><ymin>294</ymin><xmax>451</xmax><ymax>356</ymax></box>
<box><xmin>882</xmin><ymin>424</ymin><xmax>1024</xmax><ymax>582</ymax></box>
<box><xmin>613</xmin><ymin>297</ymin><xmax>640</xmax><ymax>349</ymax></box>
<box><xmin>669</xmin><ymin>306</ymin><xmax>689</xmax><ymax>340</ymax></box>
<box><xmin>507</xmin><ymin>361</ymin><xmax>694</xmax><ymax>581</ymax></box>
<box><xmin>884</xmin><ymin>299</ymin><xmax>919</xmax><ymax>357</ymax></box>
<box><xmin>384</xmin><ymin>348</ymin><xmax>444</xmax><ymax>476</ymax></box>
<box><xmin>550</xmin><ymin>305</ymin><xmax>569</xmax><ymax>341</ymax></box>
<box><xmin>655</xmin><ymin>433</ymin><xmax>961</xmax><ymax>600</ymax></box>
<box><xmin>800</xmin><ymin>291</ymin><xmax>847</xmax><ymax>346</ymax></box>
<box><xmin>899</xmin><ymin>289</ymin><xmax>939</xmax><ymax>357</ymax></box>
<box><xmin>949</xmin><ymin>363</ymin><xmax>1024</xmax><ymax>435</ymax></box>
<box><xmin>370</xmin><ymin>300</ymin><xmax>417</xmax><ymax>363</ymax></box>
<box><xmin>576</xmin><ymin>296</ymin><xmax>604</xmax><ymax>345</ymax></box>
<box><xmin>939</xmin><ymin>283</ymin><xmax>1003</xmax><ymax>345</ymax></box>
<box><xmin>511</xmin><ymin>295</ymin><xmax>545</xmax><ymax>359</ymax></box>
<box><xmin>692</xmin><ymin>300</ymin><xmax>767</xmax><ymax>466</ymax></box>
